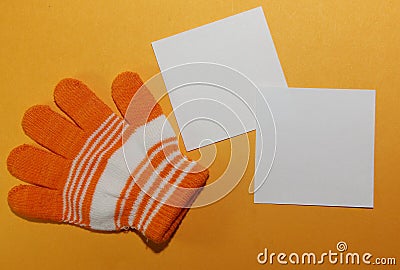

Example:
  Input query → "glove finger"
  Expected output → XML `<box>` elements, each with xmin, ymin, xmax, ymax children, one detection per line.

<box><xmin>54</xmin><ymin>78</ymin><xmax>115</xmax><ymax>131</ymax></box>
<box><xmin>111</xmin><ymin>71</ymin><xmax>163</xmax><ymax>128</ymax></box>
<box><xmin>111</xmin><ymin>71</ymin><xmax>143</xmax><ymax>116</ymax></box>
<box><xmin>22</xmin><ymin>105</ymin><xmax>85</xmax><ymax>159</ymax></box>
<box><xmin>8</xmin><ymin>185</ymin><xmax>62</xmax><ymax>222</ymax></box>
<box><xmin>7</xmin><ymin>144</ymin><xmax>70</xmax><ymax>189</ymax></box>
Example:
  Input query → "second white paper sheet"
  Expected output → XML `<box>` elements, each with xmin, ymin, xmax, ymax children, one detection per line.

<box><xmin>255</xmin><ymin>87</ymin><xmax>375</xmax><ymax>208</ymax></box>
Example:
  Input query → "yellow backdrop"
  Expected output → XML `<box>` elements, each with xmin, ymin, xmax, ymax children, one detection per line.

<box><xmin>1</xmin><ymin>0</ymin><xmax>399</xmax><ymax>269</ymax></box>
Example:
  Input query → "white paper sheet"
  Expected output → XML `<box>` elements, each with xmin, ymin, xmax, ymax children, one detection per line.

<box><xmin>152</xmin><ymin>7</ymin><xmax>287</xmax><ymax>151</ymax></box>
<box><xmin>255</xmin><ymin>87</ymin><xmax>376</xmax><ymax>208</ymax></box>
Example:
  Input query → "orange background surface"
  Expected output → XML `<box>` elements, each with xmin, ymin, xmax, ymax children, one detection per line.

<box><xmin>1</xmin><ymin>0</ymin><xmax>399</xmax><ymax>269</ymax></box>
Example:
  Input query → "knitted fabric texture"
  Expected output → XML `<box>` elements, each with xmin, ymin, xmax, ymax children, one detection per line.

<box><xmin>7</xmin><ymin>72</ymin><xmax>209</xmax><ymax>243</ymax></box>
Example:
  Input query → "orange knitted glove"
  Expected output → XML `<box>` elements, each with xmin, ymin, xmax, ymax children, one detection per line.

<box><xmin>7</xmin><ymin>72</ymin><xmax>209</xmax><ymax>243</ymax></box>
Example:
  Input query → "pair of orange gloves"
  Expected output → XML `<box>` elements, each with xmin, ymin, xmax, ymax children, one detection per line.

<box><xmin>6</xmin><ymin>72</ymin><xmax>209</xmax><ymax>244</ymax></box>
